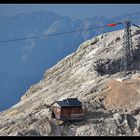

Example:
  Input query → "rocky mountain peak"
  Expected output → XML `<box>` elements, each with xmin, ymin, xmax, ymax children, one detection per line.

<box><xmin>0</xmin><ymin>27</ymin><xmax>140</xmax><ymax>136</ymax></box>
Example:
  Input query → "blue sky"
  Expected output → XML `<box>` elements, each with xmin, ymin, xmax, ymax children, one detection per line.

<box><xmin>0</xmin><ymin>4</ymin><xmax>140</xmax><ymax>19</ymax></box>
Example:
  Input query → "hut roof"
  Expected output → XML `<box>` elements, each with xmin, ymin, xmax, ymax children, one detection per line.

<box><xmin>56</xmin><ymin>98</ymin><xmax>82</xmax><ymax>107</ymax></box>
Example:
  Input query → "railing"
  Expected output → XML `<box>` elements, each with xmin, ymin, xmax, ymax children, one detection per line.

<box><xmin>70</xmin><ymin>113</ymin><xmax>85</xmax><ymax>118</ymax></box>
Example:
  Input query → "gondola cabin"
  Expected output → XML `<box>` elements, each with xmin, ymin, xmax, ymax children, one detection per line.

<box><xmin>52</xmin><ymin>98</ymin><xmax>85</xmax><ymax>121</ymax></box>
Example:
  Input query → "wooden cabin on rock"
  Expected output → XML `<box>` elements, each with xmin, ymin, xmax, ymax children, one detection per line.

<box><xmin>52</xmin><ymin>98</ymin><xmax>85</xmax><ymax>121</ymax></box>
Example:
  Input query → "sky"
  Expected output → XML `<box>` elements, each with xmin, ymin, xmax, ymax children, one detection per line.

<box><xmin>0</xmin><ymin>4</ymin><xmax>140</xmax><ymax>19</ymax></box>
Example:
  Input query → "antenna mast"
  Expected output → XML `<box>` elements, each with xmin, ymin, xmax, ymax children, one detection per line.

<box><xmin>121</xmin><ymin>21</ymin><xmax>134</xmax><ymax>72</ymax></box>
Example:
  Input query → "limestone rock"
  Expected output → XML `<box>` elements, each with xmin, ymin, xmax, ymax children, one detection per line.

<box><xmin>0</xmin><ymin>27</ymin><xmax>140</xmax><ymax>136</ymax></box>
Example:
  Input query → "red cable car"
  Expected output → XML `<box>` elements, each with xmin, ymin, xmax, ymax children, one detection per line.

<box><xmin>107</xmin><ymin>23</ymin><xmax>117</xmax><ymax>27</ymax></box>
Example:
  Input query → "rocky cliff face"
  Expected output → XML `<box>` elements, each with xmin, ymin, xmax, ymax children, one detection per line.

<box><xmin>0</xmin><ymin>27</ymin><xmax>140</xmax><ymax>136</ymax></box>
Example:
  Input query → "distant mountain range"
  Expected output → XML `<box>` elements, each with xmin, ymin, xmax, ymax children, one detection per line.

<box><xmin>0</xmin><ymin>11</ymin><xmax>140</xmax><ymax>111</ymax></box>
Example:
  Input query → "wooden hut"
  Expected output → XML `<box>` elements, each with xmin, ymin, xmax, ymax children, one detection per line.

<box><xmin>52</xmin><ymin>98</ymin><xmax>85</xmax><ymax>121</ymax></box>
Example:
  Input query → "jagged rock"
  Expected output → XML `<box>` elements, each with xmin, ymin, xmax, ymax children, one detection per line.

<box><xmin>75</xmin><ymin>124</ymin><xmax>98</xmax><ymax>136</ymax></box>
<box><xmin>103</xmin><ymin>119</ymin><xmax>118</xmax><ymax>135</ymax></box>
<box><xmin>0</xmin><ymin>27</ymin><xmax>140</xmax><ymax>136</ymax></box>
<box><xmin>123</xmin><ymin>122</ymin><xmax>132</xmax><ymax>136</ymax></box>
<box><xmin>113</xmin><ymin>113</ymin><xmax>124</xmax><ymax>126</ymax></box>
<box><xmin>23</xmin><ymin>129</ymin><xmax>41</xmax><ymax>136</ymax></box>
<box><xmin>8</xmin><ymin>131</ymin><xmax>24</xmax><ymax>136</ymax></box>
<box><xmin>133</xmin><ymin>128</ymin><xmax>139</xmax><ymax>136</ymax></box>
<box><xmin>126</xmin><ymin>114</ymin><xmax>137</xmax><ymax>132</ymax></box>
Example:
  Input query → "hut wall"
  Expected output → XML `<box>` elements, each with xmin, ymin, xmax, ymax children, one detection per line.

<box><xmin>61</xmin><ymin>107</ymin><xmax>82</xmax><ymax>118</ymax></box>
